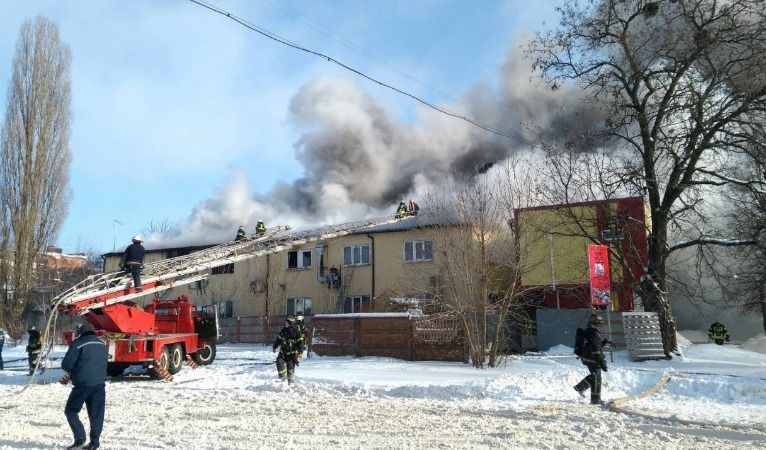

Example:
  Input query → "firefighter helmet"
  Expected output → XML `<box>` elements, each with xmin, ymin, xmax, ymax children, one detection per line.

<box><xmin>132</xmin><ymin>235</ymin><xmax>143</xmax><ymax>242</ymax></box>
<box><xmin>296</xmin><ymin>315</ymin><xmax>304</xmax><ymax>322</ymax></box>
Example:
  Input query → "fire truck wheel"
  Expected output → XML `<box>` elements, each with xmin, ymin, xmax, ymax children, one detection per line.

<box><xmin>192</xmin><ymin>342</ymin><xmax>216</xmax><ymax>366</ymax></box>
<box><xmin>168</xmin><ymin>344</ymin><xmax>184</xmax><ymax>375</ymax></box>
<box><xmin>107</xmin><ymin>363</ymin><xmax>127</xmax><ymax>377</ymax></box>
<box><xmin>150</xmin><ymin>347</ymin><xmax>171</xmax><ymax>378</ymax></box>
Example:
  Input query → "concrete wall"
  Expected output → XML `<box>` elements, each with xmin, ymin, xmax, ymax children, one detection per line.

<box><xmin>536</xmin><ymin>308</ymin><xmax>624</xmax><ymax>352</ymax></box>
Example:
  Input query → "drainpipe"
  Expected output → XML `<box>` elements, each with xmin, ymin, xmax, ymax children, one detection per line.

<box><xmin>367</xmin><ymin>234</ymin><xmax>375</xmax><ymax>300</ymax></box>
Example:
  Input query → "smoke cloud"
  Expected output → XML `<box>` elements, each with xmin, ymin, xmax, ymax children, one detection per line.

<box><xmin>146</xmin><ymin>39</ymin><xmax>603</xmax><ymax>249</ymax></box>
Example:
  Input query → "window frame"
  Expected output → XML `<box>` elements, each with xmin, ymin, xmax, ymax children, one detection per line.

<box><xmin>287</xmin><ymin>249</ymin><xmax>313</xmax><ymax>270</ymax></box>
<box><xmin>403</xmin><ymin>240</ymin><xmax>433</xmax><ymax>262</ymax></box>
<box><xmin>287</xmin><ymin>297</ymin><xmax>313</xmax><ymax>315</ymax></box>
<box><xmin>344</xmin><ymin>295</ymin><xmax>372</xmax><ymax>313</ymax></box>
<box><xmin>342</xmin><ymin>244</ymin><xmax>371</xmax><ymax>266</ymax></box>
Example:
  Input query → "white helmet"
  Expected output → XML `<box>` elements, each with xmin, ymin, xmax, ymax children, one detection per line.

<box><xmin>296</xmin><ymin>315</ymin><xmax>304</xmax><ymax>321</ymax></box>
<box><xmin>132</xmin><ymin>235</ymin><xmax>143</xmax><ymax>242</ymax></box>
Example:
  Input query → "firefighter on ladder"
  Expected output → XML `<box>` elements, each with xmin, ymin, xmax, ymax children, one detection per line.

<box><xmin>121</xmin><ymin>235</ymin><xmax>145</xmax><ymax>292</ymax></box>
<box><xmin>235</xmin><ymin>225</ymin><xmax>246</xmax><ymax>241</ymax></box>
<box><xmin>255</xmin><ymin>220</ymin><xmax>266</xmax><ymax>235</ymax></box>
<box><xmin>272</xmin><ymin>316</ymin><xmax>304</xmax><ymax>384</ymax></box>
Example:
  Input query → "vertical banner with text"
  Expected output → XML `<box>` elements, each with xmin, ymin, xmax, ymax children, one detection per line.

<box><xmin>587</xmin><ymin>244</ymin><xmax>612</xmax><ymax>306</ymax></box>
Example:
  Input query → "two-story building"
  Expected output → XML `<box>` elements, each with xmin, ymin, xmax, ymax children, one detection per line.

<box><xmin>103</xmin><ymin>214</ymin><xmax>450</xmax><ymax>319</ymax></box>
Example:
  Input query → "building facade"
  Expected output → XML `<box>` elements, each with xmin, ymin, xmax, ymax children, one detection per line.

<box><xmin>515</xmin><ymin>196</ymin><xmax>649</xmax><ymax>312</ymax></box>
<box><xmin>103</xmin><ymin>216</ymin><xmax>449</xmax><ymax>319</ymax></box>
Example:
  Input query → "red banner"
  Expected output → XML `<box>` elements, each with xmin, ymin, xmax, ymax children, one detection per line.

<box><xmin>587</xmin><ymin>244</ymin><xmax>612</xmax><ymax>306</ymax></box>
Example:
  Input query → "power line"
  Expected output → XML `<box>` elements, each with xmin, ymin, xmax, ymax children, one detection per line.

<box><xmin>187</xmin><ymin>0</ymin><xmax>528</xmax><ymax>145</ymax></box>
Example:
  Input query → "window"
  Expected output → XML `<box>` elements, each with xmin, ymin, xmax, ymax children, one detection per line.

<box><xmin>212</xmin><ymin>263</ymin><xmax>234</xmax><ymax>275</ymax></box>
<box><xmin>344</xmin><ymin>295</ymin><xmax>373</xmax><ymax>313</ymax></box>
<box><xmin>288</xmin><ymin>250</ymin><xmax>312</xmax><ymax>269</ymax></box>
<box><xmin>404</xmin><ymin>240</ymin><xmax>433</xmax><ymax>262</ymax></box>
<box><xmin>287</xmin><ymin>297</ymin><xmax>312</xmax><ymax>315</ymax></box>
<box><xmin>343</xmin><ymin>244</ymin><xmax>370</xmax><ymax>266</ymax></box>
<box><xmin>216</xmin><ymin>300</ymin><xmax>233</xmax><ymax>318</ymax></box>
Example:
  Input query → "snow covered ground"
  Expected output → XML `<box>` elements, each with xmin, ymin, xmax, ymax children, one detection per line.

<box><xmin>1</xmin><ymin>336</ymin><xmax>765</xmax><ymax>449</ymax></box>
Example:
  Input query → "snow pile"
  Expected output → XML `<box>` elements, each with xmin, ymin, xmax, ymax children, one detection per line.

<box><xmin>676</xmin><ymin>331</ymin><xmax>693</xmax><ymax>347</ymax></box>
<box><xmin>740</xmin><ymin>334</ymin><xmax>766</xmax><ymax>355</ymax></box>
<box><xmin>678</xmin><ymin>329</ymin><xmax>708</xmax><ymax>344</ymax></box>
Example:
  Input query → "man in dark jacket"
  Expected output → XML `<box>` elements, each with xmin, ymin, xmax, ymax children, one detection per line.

<box><xmin>121</xmin><ymin>235</ymin><xmax>145</xmax><ymax>292</ymax></box>
<box><xmin>272</xmin><ymin>317</ymin><xmax>304</xmax><ymax>384</ymax></box>
<box><xmin>574</xmin><ymin>314</ymin><xmax>609</xmax><ymax>405</ymax></box>
<box><xmin>0</xmin><ymin>327</ymin><xmax>5</xmax><ymax>370</ymax></box>
<box><xmin>61</xmin><ymin>322</ymin><xmax>108</xmax><ymax>450</ymax></box>
<box><xmin>26</xmin><ymin>326</ymin><xmax>42</xmax><ymax>375</ymax></box>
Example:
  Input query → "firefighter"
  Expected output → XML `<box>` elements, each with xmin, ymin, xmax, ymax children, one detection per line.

<box><xmin>295</xmin><ymin>315</ymin><xmax>308</xmax><ymax>357</ymax></box>
<box><xmin>235</xmin><ymin>225</ymin><xmax>246</xmax><ymax>241</ymax></box>
<box><xmin>272</xmin><ymin>316</ymin><xmax>304</xmax><ymax>384</ymax></box>
<box><xmin>62</xmin><ymin>322</ymin><xmax>107</xmax><ymax>450</ymax></box>
<box><xmin>26</xmin><ymin>326</ymin><xmax>42</xmax><ymax>375</ymax></box>
<box><xmin>408</xmin><ymin>199</ymin><xmax>420</xmax><ymax>216</ymax></box>
<box><xmin>0</xmin><ymin>327</ymin><xmax>5</xmax><ymax>370</ymax></box>
<box><xmin>395</xmin><ymin>201</ymin><xmax>407</xmax><ymax>218</ymax></box>
<box><xmin>574</xmin><ymin>314</ymin><xmax>609</xmax><ymax>405</ymax></box>
<box><xmin>708</xmin><ymin>321</ymin><xmax>730</xmax><ymax>345</ymax></box>
<box><xmin>255</xmin><ymin>220</ymin><xmax>266</xmax><ymax>235</ymax></box>
<box><xmin>121</xmin><ymin>235</ymin><xmax>145</xmax><ymax>292</ymax></box>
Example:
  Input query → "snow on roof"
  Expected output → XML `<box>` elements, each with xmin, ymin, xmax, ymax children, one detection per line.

<box><xmin>354</xmin><ymin>210</ymin><xmax>460</xmax><ymax>235</ymax></box>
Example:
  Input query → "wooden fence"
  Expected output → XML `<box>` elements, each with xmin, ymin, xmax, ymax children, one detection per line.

<box><xmin>311</xmin><ymin>313</ymin><xmax>466</xmax><ymax>362</ymax></box>
<box><xmin>218</xmin><ymin>316</ymin><xmax>287</xmax><ymax>344</ymax></box>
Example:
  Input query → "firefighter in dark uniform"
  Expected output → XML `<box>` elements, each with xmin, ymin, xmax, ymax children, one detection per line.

<box><xmin>61</xmin><ymin>322</ymin><xmax>108</xmax><ymax>450</ymax></box>
<box><xmin>235</xmin><ymin>226</ymin><xmax>246</xmax><ymax>241</ymax></box>
<box><xmin>0</xmin><ymin>327</ymin><xmax>5</xmax><ymax>370</ymax></box>
<box><xmin>574</xmin><ymin>314</ymin><xmax>609</xmax><ymax>405</ymax></box>
<box><xmin>295</xmin><ymin>315</ymin><xmax>308</xmax><ymax>357</ymax></box>
<box><xmin>708</xmin><ymin>321</ymin><xmax>730</xmax><ymax>345</ymax></box>
<box><xmin>121</xmin><ymin>235</ymin><xmax>145</xmax><ymax>292</ymax></box>
<box><xmin>272</xmin><ymin>316</ymin><xmax>304</xmax><ymax>384</ymax></box>
<box><xmin>395</xmin><ymin>201</ymin><xmax>407</xmax><ymax>218</ymax></box>
<box><xmin>26</xmin><ymin>326</ymin><xmax>42</xmax><ymax>375</ymax></box>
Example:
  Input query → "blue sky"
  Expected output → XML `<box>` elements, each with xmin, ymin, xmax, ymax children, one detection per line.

<box><xmin>0</xmin><ymin>0</ymin><xmax>560</xmax><ymax>253</ymax></box>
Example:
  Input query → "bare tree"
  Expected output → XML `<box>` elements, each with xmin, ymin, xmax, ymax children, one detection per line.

<box><xmin>425</xmin><ymin>159</ymin><xmax>538</xmax><ymax>368</ymax></box>
<box><xmin>528</xmin><ymin>0</ymin><xmax>766</xmax><ymax>356</ymax></box>
<box><xmin>0</xmin><ymin>17</ymin><xmax>72</xmax><ymax>337</ymax></box>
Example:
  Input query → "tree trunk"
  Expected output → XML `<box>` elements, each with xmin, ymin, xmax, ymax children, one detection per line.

<box><xmin>643</xmin><ymin>218</ymin><xmax>677</xmax><ymax>357</ymax></box>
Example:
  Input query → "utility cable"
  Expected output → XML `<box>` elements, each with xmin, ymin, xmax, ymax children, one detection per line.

<box><xmin>187</xmin><ymin>0</ymin><xmax>530</xmax><ymax>145</ymax></box>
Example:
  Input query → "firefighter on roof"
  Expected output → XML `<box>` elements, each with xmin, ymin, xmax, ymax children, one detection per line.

<box><xmin>395</xmin><ymin>201</ymin><xmax>407</xmax><ymax>218</ymax></box>
<box><xmin>708</xmin><ymin>321</ymin><xmax>730</xmax><ymax>345</ymax></box>
<box><xmin>272</xmin><ymin>316</ymin><xmax>304</xmax><ymax>384</ymax></box>
<box><xmin>235</xmin><ymin>225</ymin><xmax>246</xmax><ymax>241</ymax></box>
<box><xmin>255</xmin><ymin>220</ymin><xmax>266</xmax><ymax>235</ymax></box>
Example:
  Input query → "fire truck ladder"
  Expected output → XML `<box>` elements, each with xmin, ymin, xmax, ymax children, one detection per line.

<box><xmin>334</xmin><ymin>264</ymin><xmax>356</xmax><ymax>313</ymax></box>
<box><xmin>52</xmin><ymin>216</ymin><xmax>402</xmax><ymax>315</ymax></box>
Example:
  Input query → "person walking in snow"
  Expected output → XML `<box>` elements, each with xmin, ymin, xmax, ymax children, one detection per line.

<box><xmin>708</xmin><ymin>321</ymin><xmax>730</xmax><ymax>345</ymax></box>
<box><xmin>26</xmin><ymin>326</ymin><xmax>42</xmax><ymax>375</ymax></box>
<box><xmin>574</xmin><ymin>314</ymin><xmax>610</xmax><ymax>405</ymax></box>
<box><xmin>61</xmin><ymin>322</ymin><xmax>107</xmax><ymax>450</ymax></box>
<box><xmin>272</xmin><ymin>316</ymin><xmax>304</xmax><ymax>384</ymax></box>
<box><xmin>121</xmin><ymin>235</ymin><xmax>145</xmax><ymax>292</ymax></box>
<box><xmin>294</xmin><ymin>315</ymin><xmax>308</xmax><ymax>358</ymax></box>
<box><xmin>0</xmin><ymin>327</ymin><xmax>5</xmax><ymax>370</ymax></box>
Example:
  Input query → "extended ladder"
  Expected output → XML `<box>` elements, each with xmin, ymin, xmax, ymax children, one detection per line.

<box><xmin>334</xmin><ymin>264</ymin><xmax>356</xmax><ymax>313</ymax></box>
<box><xmin>53</xmin><ymin>216</ymin><xmax>402</xmax><ymax>315</ymax></box>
